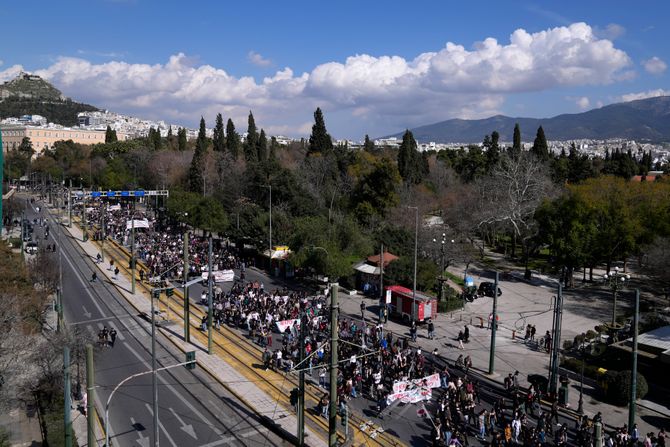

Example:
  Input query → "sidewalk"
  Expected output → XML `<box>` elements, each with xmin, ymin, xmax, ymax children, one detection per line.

<box><xmin>59</xmin><ymin>219</ymin><xmax>328</xmax><ymax>447</ymax></box>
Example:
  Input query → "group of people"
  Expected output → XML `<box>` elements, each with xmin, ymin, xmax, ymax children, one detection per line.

<box><xmin>81</xmin><ymin>201</ymin><xmax>661</xmax><ymax>447</ymax></box>
<box><xmin>97</xmin><ymin>326</ymin><xmax>117</xmax><ymax>348</ymax></box>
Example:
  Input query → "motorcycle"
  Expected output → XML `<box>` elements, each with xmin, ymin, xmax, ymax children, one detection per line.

<box><xmin>461</xmin><ymin>285</ymin><xmax>479</xmax><ymax>302</ymax></box>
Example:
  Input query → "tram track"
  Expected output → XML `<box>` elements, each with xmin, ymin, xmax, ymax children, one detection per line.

<box><xmin>83</xmin><ymin>219</ymin><xmax>405</xmax><ymax>447</ymax></box>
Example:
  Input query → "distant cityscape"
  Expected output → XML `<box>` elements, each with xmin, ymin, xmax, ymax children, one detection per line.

<box><xmin>1</xmin><ymin>108</ymin><xmax>670</xmax><ymax>166</ymax></box>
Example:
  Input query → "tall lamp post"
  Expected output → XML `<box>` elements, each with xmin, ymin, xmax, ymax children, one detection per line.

<box><xmin>433</xmin><ymin>233</ymin><xmax>454</xmax><ymax>301</ymax></box>
<box><xmin>408</xmin><ymin>206</ymin><xmax>418</xmax><ymax>322</ymax></box>
<box><xmin>577</xmin><ymin>332</ymin><xmax>587</xmax><ymax>414</ymax></box>
<box><xmin>604</xmin><ymin>267</ymin><xmax>629</xmax><ymax>327</ymax></box>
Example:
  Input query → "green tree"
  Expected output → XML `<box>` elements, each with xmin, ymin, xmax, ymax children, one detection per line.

<box><xmin>363</xmin><ymin>134</ymin><xmax>375</xmax><ymax>152</ymax></box>
<box><xmin>104</xmin><ymin>125</ymin><xmax>118</xmax><ymax>143</ymax></box>
<box><xmin>483</xmin><ymin>131</ymin><xmax>501</xmax><ymax>170</ymax></box>
<box><xmin>397</xmin><ymin>130</ymin><xmax>423</xmax><ymax>184</ymax></box>
<box><xmin>213</xmin><ymin>113</ymin><xmax>225</xmax><ymax>152</ymax></box>
<box><xmin>244</xmin><ymin>111</ymin><xmax>258</xmax><ymax>162</ymax></box>
<box><xmin>512</xmin><ymin>123</ymin><xmax>522</xmax><ymax>155</ymax></box>
<box><xmin>177</xmin><ymin>127</ymin><xmax>187</xmax><ymax>151</ymax></box>
<box><xmin>257</xmin><ymin>129</ymin><xmax>268</xmax><ymax>161</ymax></box>
<box><xmin>166</xmin><ymin>125</ymin><xmax>175</xmax><ymax>150</ymax></box>
<box><xmin>226</xmin><ymin>118</ymin><xmax>240</xmax><ymax>159</ymax></box>
<box><xmin>352</xmin><ymin>157</ymin><xmax>401</xmax><ymax>221</ymax></box>
<box><xmin>269</xmin><ymin>136</ymin><xmax>279</xmax><ymax>161</ymax></box>
<box><xmin>531</xmin><ymin>126</ymin><xmax>549</xmax><ymax>161</ymax></box>
<box><xmin>18</xmin><ymin>136</ymin><xmax>34</xmax><ymax>155</ymax></box>
<box><xmin>307</xmin><ymin>107</ymin><xmax>333</xmax><ymax>155</ymax></box>
<box><xmin>188</xmin><ymin>117</ymin><xmax>208</xmax><ymax>193</ymax></box>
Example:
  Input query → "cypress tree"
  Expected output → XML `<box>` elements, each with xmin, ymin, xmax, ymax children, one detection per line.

<box><xmin>226</xmin><ymin>118</ymin><xmax>240</xmax><ymax>159</ymax></box>
<box><xmin>258</xmin><ymin>129</ymin><xmax>268</xmax><ymax>161</ymax></box>
<box><xmin>213</xmin><ymin>113</ymin><xmax>226</xmax><ymax>152</ymax></box>
<box><xmin>269</xmin><ymin>136</ymin><xmax>279</xmax><ymax>161</ymax></box>
<box><xmin>512</xmin><ymin>123</ymin><xmax>521</xmax><ymax>155</ymax></box>
<box><xmin>363</xmin><ymin>134</ymin><xmax>375</xmax><ymax>152</ymax></box>
<box><xmin>531</xmin><ymin>126</ymin><xmax>549</xmax><ymax>161</ymax></box>
<box><xmin>189</xmin><ymin>117</ymin><xmax>208</xmax><ymax>194</ymax></box>
<box><xmin>151</xmin><ymin>127</ymin><xmax>162</xmax><ymax>150</ymax></box>
<box><xmin>178</xmin><ymin>127</ymin><xmax>187</xmax><ymax>151</ymax></box>
<box><xmin>397</xmin><ymin>129</ymin><xmax>422</xmax><ymax>184</ymax></box>
<box><xmin>105</xmin><ymin>125</ymin><xmax>117</xmax><ymax>143</ymax></box>
<box><xmin>166</xmin><ymin>125</ymin><xmax>174</xmax><ymax>150</ymax></box>
<box><xmin>244</xmin><ymin>111</ymin><xmax>258</xmax><ymax>162</ymax></box>
<box><xmin>308</xmin><ymin>107</ymin><xmax>333</xmax><ymax>155</ymax></box>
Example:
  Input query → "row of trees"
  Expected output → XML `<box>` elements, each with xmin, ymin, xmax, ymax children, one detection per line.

<box><xmin>9</xmin><ymin>108</ymin><xmax>670</xmax><ymax>295</ymax></box>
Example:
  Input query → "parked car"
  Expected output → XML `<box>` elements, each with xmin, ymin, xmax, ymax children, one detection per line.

<box><xmin>478</xmin><ymin>282</ymin><xmax>502</xmax><ymax>297</ymax></box>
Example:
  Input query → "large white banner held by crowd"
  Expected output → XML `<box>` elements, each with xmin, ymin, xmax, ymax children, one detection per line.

<box><xmin>126</xmin><ymin>218</ymin><xmax>150</xmax><ymax>229</ymax></box>
<box><xmin>386</xmin><ymin>373</ymin><xmax>441</xmax><ymax>405</ymax></box>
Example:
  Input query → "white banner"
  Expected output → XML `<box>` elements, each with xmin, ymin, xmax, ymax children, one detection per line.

<box><xmin>386</xmin><ymin>387</ymin><xmax>432</xmax><ymax>405</ymax></box>
<box><xmin>392</xmin><ymin>373</ymin><xmax>441</xmax><ymax>393</ymax></box>
<box><xmin>126</xmin><ymin>218</ymin><xmax>150</xmax><ymax>229</ymax></box>
<box><xmin>109</xmin><ymin>204</ymin><xmax>121</xmax><ymax>211</ymax></box>
<box><xmin>276</xmin><ymin>319</ymin><xmax>300</xmax><ymax>333</ymax></box>
<box><xmin>201</xmin><ymin>269</ymin><xmax>235</xmax><ymax>283</ymax></box>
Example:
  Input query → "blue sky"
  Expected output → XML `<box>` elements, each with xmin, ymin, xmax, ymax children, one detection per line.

<box><xmin>1</xmin><ymin>0</ymin><xmax>668</xmax><ymax>140</ymax></box>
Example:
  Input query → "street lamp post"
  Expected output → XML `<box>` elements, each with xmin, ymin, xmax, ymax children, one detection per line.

<box><xmin>578</xmin><ymin>332</ymin><xmax>586</xmax><ymax>414</ymax></box>
<box><xmin>604</xmin><ymin>267</ymin><xmax>630</xmax><ymax>327</ymax></box>
<box><xmin>408</xmin><ymin>206</ymin><xmax>418</xmax><ymax>323</ymax></box>
<box><xmin>433</xmin><ymin>233</ymin><xmax>454</xmax><ymax>301</ymax></box>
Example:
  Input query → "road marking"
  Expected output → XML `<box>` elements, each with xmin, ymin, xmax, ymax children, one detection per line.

<box><xmin>144</xmin><ymin>404</ymin><xmax>178</xmax><ymax>447</ymax></box>
<box><xmin>82</xmin><ymin>305</ymin><xmax>92</xmax><ymax>318</ymax></box>
<box><xmin>169</xmin><ymin>407</ymin><xmax>198</xmax><ymax>440</ymax></box>
<box><xmin>130</xmin><ymin>417</ymin><xmax>150</xmax><ymax>447</ymax></box>
<box><xmin>108</xmin><ymin>321</ymin><xmax>126</xmax><ymax>341</ymax></box>
<box><xmin>123</xmin><ymin>341</ymin><xmax>223</xmax><ymax>436</ymax></box>
<box><xmin>198</xmin><ymin>426</ymin><xmax>270</xmax><ymax>447</ymax></box>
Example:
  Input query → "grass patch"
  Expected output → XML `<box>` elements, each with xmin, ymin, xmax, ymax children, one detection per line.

<box><xmin>443</xmin><ymin>271</ymin><xmax>464</xmax><ymax>287</ymax></box>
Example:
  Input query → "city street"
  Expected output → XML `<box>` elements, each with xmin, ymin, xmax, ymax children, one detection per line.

<box><xmin>25</xmin><ymin>196</ymin><xmax>286</xmax><ymax>447</ymax></box>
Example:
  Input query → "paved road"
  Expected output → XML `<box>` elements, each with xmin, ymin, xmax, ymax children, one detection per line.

<box><xmin>25</xmin><ymin>197</ymin><xmax>286</xmax><ymax>447</ymax></box>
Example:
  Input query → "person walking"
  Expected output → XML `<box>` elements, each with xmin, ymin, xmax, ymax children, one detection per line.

<box><xmin>360</xmin><ymin>301</ymin><xmax>366</xmax><ymax>320</ymax></box>
<box><xmin>114</xmin><ymin>266</ymin><xmax>120</xmax><ymax>280</ymax></box>
<box><xmin>427</xmin><ymin>319</ymin><xmax>435</xmax><ymax>340</ymax></box>
<box><xmin>109</xmin><ymin>328</ymin><xmax>117</xmax><ymax>347</ymax></box>
<box><xmin>410</xmin><ymin>321</ymin><xmax>417</xmax><ymax>342</ymax></box>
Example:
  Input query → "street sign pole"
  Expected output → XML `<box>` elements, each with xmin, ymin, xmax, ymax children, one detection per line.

<box><xmin>207</xmin><ymin>236</ymin><xmax>213</xmax><ymax>354</ymax></box>
<box><xmin>488</xmin><ymin>271</ymin><xmax>499</xmax><ymax>375</ymax></box>
<box><xmin>629</xmin><ymin>289</ymin><xmax>639</xmax><ymax>433</ymax></box>
<box><xmin>86</xmin><ymin>344</ymin><xmax>96</xmax><ymax>447</ymax></box>
<box><xmin>183</xmin><ymin>231</ymin><xmax>190</xmax><ymax>343</ymax></box>
<box><xmin>329</xmin><ymin>282</ymin><xmax>339</xmax><ymax>447</ymax></box>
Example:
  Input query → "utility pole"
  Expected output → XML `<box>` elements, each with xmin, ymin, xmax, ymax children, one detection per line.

<box><xmin>151</xmin><ymin>290</ymin><xmax>159</xmax><ymax>447</ymax></box>
<box><xmin>86</xmin><ymin>344</ymin><xmax>96</xmax><ymax>447</ymax></box>
<box><xmin>208</xmin><ymin>236</ymin><xmax>213</xmax><ymax>354</ymax></box>
<box><xmin>183</xmin><ymin>231</ymin><xmax>190</xmax><ymax>343</ymax></box>
<box><xmin>268</xmin><ymin>184</ymin><xmax>272</xmax><ymax>261</ymax></box>
<box><xmin>67</xmin><ymin>185</ymin><xmax>72</xmax><ymax>228</ymax></box>
<box><xmin>328</xmin><ymin>282</ymin><xmax>339</xmax><ymax>447</ymax></box>
<box><xmin>100</xmin><ymin>202</ymin><xmax>106</xmax><ymax>263</ymax></box>
<box><xmin>131</xmin><ymin>215</ymin><xmax>136</xmax><ymax>294</ymax></box>
<box><xmin>297</xmin><ymin>310</ymin><xmax>306</xmax><ymax>446</ymax></box>
<box><xmin>548</xmin><ymin>283</ymin><xmax>564</xmax><ymax>396</ymax></box>
<box><xmin>378</xmin><ymin>244</ymin><xmax>384</xmax><ymax>324</ymax></box>
<box><xmin>410</xmin><ymin>206</ymin><xmax>418</xmax><ymax>323</ymax></box>
<box><xmin>64</xmin><ymin>346</ymin><xmax>72</xmax><ymax>447</ymax></box>
<box><xmin>488</xmin><ymin>271</ymin><xmax>499</xmax><ymax>375</ymax></box>
<box><xmin>0</xmin><ymin>131</ymin><xmax>4</xmax><ymax>238</ymax></box>
<box><xmin>629</xmin><ymin>289</ymin><xmax>639</xmax><ymax>433</ymax></box>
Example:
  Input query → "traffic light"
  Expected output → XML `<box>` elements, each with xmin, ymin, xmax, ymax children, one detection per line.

<box><xmin>166</xmin><ymin>288</ymin><xmax>174</xmax><ymax>297</ymax></box>
<box><xmin>185</xmin><ymin>351</ymin><xmax>196</xmax><ymax>370</ymax></box>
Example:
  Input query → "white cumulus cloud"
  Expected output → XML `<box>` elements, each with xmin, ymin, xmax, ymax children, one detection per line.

<box><xmin>575</xmin><ymin>97</ymin><xmax>590</xmax><ymax>109</ymax></box>
<box><xmin>619</xmin><ymin>89</ymin><xmax>670</xmax><ymax>102</ymax></box>
<box><xmin>643</xmin><ymin>57</ymin><xmax>667</xmax><ymax>75</ymax></box>
<box><xmin>0</xmin><ymin>22</ymin><xmax>632</xmax><ymax>138</ymax></box>
<box><xmin>247</xmin><ymin>51</ymin><xmax>272</xmax><ymax>67</ymax></box>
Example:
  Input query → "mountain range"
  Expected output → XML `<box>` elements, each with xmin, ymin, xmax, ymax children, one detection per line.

<box><xmin>385</xmin><ymin>96</ymin><xmax>670</xmax><ymax>144</ymax></box>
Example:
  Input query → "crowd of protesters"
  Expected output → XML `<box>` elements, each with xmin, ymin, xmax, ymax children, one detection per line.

<box><xmin>83</xmin><ymin>201</ymin><xmax>664</xmax><ymax>447</ymax></box>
